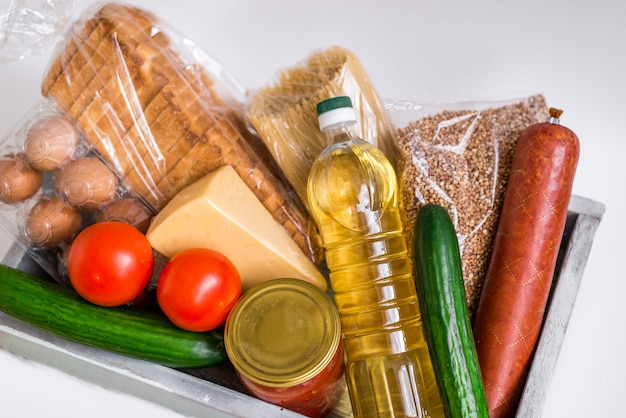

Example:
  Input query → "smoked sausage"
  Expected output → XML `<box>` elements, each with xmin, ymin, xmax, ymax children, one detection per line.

<box><xmin>472</xmin><ymin>108</ymin><xmax>580</xmax><ymax>418</ymax></box>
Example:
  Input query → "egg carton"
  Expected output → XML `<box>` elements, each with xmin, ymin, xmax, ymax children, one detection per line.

<box><xmin>0</xmin><ymin>101</ymin><xmax>154</xmax><ymax>286</ymax></box>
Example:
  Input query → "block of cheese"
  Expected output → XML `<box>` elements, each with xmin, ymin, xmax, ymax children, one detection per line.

<box><xmin>146</xmin><ymin>165</ymin><xmax>327</xmax><ymax>292</ymax></box>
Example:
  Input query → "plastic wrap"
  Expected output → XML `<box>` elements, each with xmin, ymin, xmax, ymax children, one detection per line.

<box><xmin>0</xmin><ymin>2</ymin><xmax>322</xmax><ymax>284</ymax></box>
<box><xmin>245</xmin><ymin>46</ymin><xmax>397</xmax><ymax>209</ymax></box>
<box><xmin>0</xmin><ymin>0</ymin><xmax>76</xmax><ymax>62</ymax></box>
<box><xmin>388</xmin><ymin>95</ymin><xmax>549</xmax><ymax>316</ymax></box>
<box><xmin>0</xmin><ymin>101</ymin><xmax>100</xmax><ymax>284</ymax></box>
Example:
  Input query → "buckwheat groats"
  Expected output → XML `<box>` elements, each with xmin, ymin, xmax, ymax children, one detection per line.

<box><xmin>393</xmin><ymin>95</ymin><xmax>549</xmax><ymax>316</ymax></box>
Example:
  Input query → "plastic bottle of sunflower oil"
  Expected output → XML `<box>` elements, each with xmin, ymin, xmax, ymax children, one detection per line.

<box><xmin>307</xmin><ymin>96</ymin><xmax>444</xmax><ymax>418</ymax></box>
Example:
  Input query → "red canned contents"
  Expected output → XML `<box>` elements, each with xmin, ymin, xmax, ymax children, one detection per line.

<box><xmin>225</xmin><ymin>278</ymin><xmax>345</xmax><ymax>418</ymax></box>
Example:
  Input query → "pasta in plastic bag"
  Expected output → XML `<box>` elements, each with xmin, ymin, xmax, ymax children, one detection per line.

<box><xmin>245</xmin><ymin>46</ymin><xmax>397</xmax><ymax>209</ymax></box>
<box><xmin>388</xmin><ymin>95</ymin><xmax>549</xmax><ymax>316</ymax></box>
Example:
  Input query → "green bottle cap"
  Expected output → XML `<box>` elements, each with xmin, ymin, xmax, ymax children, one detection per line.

<box><xmin>317</xmin><ymin>96</ymin><xmax>357</xmax><ymax>130</ymax></box>
<box><xmin>316</xmin><ymin>96</ymin><xmax>353</xmax><ymax>115</ymax></box>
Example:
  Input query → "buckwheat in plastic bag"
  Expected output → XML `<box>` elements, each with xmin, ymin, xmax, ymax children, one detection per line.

<box><xmin>388</xmin><ymin>95</ymin><xmax>549</xmax><ymax>316</ymax></box>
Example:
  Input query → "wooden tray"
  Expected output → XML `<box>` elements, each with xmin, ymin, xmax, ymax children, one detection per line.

<box><xmin>0</xmin><ymin>194</ymin><xmax>605</xmax><ymax>417</ymax></box>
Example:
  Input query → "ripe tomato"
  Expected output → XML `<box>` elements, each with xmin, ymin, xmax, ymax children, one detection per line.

<box><xmin>157</xmin><ymin>248</ymin><xmax>241</xmax><ymax>332</ymax></box>
<box><xmin>67</xmin><ymin>222</ymin><xmax>154</xmax><ymax>307</ymax></box>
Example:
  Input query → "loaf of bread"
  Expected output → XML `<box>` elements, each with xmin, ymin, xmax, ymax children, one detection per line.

<box><xmin>41</xmin><ymin>4</ymin><xmax>322</xmax><ymax>263</ymax></box>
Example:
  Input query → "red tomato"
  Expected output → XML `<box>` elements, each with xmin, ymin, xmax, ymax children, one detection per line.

<box><xmin>67</xmin><ymin>222</ymin><xmax>154</xmax><ymax>307</ymax></box>
<box><xmin>157</xmin><ymin>248</ymin><xmax>241</xmax><ymax>332</ymax></box>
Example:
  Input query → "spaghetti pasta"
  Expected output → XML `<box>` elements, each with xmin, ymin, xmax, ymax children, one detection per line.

<box><xmin>246</xmin><ymin>46</ymin><xmax>396</xmax><ymax>208</ymax></box>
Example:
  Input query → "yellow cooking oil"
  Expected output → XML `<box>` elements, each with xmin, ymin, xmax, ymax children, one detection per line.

<box><xmin>307</xmin><ymin>97</ymin><xmax>444</xmax><ymax>418</ymax></box>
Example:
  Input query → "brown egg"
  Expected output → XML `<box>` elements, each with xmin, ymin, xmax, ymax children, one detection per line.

<box><xmin>0</xmin><ymin>153</ymin><xmax>43</xmax><ymax>203</ymax></box>
<box><xmin>55</xmin><ymin>157</ymin><xmax>118</xmax><ymax>211</ymax></box>
<box><xmin>24</xmin><ymin>116</ymin><xmax>80</xmax><ymax>171</ymax></box>
<box><xmin>24</xmin><ymin>196</ymin><xmax>83</xmax><ymax>249</ymax></box>
<box><xmin>95</xmin><ymin>198</ymin><xmax>153</xmax><ymax>233</ymax></box>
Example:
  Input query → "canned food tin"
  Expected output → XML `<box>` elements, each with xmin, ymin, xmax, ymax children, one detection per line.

<box><xmin>224</xmin><ymin>278</ymin><xmax>345</xmax><ymax>418</ymax></box>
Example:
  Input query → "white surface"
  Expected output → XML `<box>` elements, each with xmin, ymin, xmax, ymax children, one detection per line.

<box><xmin>0</xmin><ymin>0</ymin><xmax>623</xmax><ymax>416</ymax></box>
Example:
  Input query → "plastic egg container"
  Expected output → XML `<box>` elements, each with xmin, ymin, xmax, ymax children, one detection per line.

<box><xmin>0</xmin><ymin>103</ymin><xmax>153</xmax><ymax>284</ymax></box>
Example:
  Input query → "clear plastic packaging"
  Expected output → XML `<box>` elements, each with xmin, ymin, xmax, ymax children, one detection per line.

<box><xmin>0</xmin><ymin>101</ymin><xmax>108</xmax><ymax>284</ymax></box>
<box><xmin>0</xmin><ymin>0</ymin><xmax>76</xmax><ymax>63</ymax></box>
<box><xmin>0</xmin><ymin>2</ymin><xmax>322</xmax><ymax>284</ymax></box>
<box><xmin>387</xmin><ymin>95</ymin><xmax>549</xmax><ymax>316</ymax></box>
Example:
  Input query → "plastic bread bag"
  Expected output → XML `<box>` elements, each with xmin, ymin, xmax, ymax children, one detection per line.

<box><xmin>0</xmin><ymin>0</ymin><xmax>76</xmax><ymax>63</ymax></box>
<box><xmin>387</xmin><ymin>95</ymin><xmax>549</xmax><ymax>317</ymax></box>
<box><xmin>39</xmin><ymin>1</ymin><xmax>322</xmax><ymax>264</ymax></box>
<box><xmin>245</xmin><ymin>46</ymin><xmax>398</xmax><ymax>210</ymax></box>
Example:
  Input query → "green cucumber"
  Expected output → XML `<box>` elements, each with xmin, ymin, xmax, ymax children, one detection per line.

<box><xmin>0</xmin><ymin>264</ymin><xmax>226</xmax><ymax>368</ymax></box>
<box><xmin>412</xmin><ymin>204</ymin><xmax>488</xmax><ymax>418</ymax></box>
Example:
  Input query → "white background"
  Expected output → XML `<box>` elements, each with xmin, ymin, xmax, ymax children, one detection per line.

<box><xmin>0</xmin><ymin>0</ymin><xmax>623</xmax><ymax>416</ymax></box>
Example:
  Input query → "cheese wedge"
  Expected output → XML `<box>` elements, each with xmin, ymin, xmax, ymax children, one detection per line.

<box><xmin>146</xmin><ymin>165</ymin><xmax>327</xmax><ymax>291</ymax></box>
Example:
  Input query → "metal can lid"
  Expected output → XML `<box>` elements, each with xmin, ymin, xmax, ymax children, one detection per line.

<box><xmin>225</xmin><ymin>278</ymin><xmax>341</xmax><ymax>387</ymax></box>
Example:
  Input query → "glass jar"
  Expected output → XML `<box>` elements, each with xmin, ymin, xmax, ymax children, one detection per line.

<box><xmin>224</xmin><ymin>278</ymin><xmax>345</xmax><ymax>418</ymax></box>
